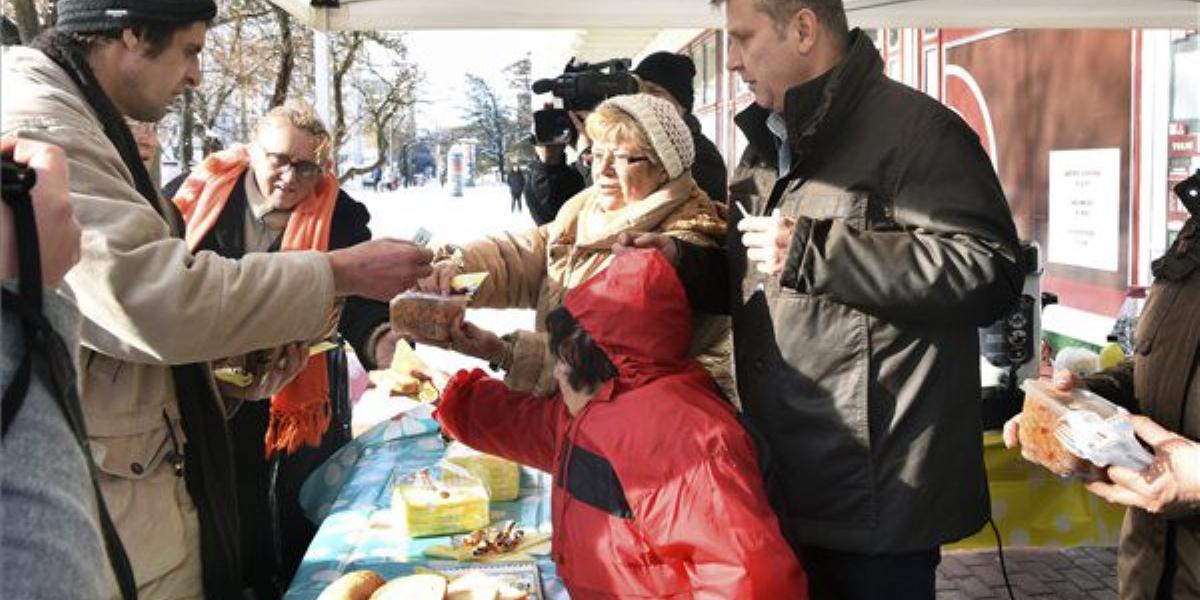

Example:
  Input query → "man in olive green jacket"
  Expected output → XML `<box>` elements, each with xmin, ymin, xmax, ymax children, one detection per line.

<box><xmin>0</xmin><ymin>3</ymin><xmax>432</xmax><ymax>597</ymax></box>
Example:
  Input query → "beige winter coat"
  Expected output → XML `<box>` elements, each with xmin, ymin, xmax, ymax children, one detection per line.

<box><xmin>2</xmin><ymin>46</ymin><xmax>337</xmax><ymax>592</ymax></box>
<box><xmin>446</xmin><ymin>175</ymin><xmax>732</xmax><ymax>396</ymax></box>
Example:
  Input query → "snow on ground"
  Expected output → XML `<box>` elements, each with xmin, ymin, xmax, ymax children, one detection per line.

<box><xmin>352</xmin><ymin>181</ymin><xmax>538</xmax><ymax>377</ymax></box>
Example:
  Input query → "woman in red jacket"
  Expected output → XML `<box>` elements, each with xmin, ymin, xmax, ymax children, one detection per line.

<box><xmin>436</xmin><ymin>249</ymin><xmax>807</xmax><ymax>599</ymax></box>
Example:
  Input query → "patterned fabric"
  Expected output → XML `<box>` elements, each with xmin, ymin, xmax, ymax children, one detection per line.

<box><xmin>285</xmin><ymin>405</ymin><xmax>566</xmax><ymax>600</ymax></box>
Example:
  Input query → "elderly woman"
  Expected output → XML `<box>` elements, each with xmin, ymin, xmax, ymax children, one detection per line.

<box><xmin>418</xmin><ymin>93</ymin><xmax>731</xmax><ymax>396</ymax></box>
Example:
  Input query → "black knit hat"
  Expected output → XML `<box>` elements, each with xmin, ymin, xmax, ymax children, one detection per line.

<box><xmin>633</xmin><ymin>52</ymin><xmax>697</xmax><ymax>113</ymax></box>
<box><xmin>56</xmin><ymin>0</ymin><xmax>218</xmax><ymax>33</ymax></box>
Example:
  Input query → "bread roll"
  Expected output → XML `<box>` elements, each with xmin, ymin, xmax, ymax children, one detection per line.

<box><xmin>317</xmin><ymin>570</ymin><xmax>386</xmax><ymax>600</ymax></box>
<box><xmin>446</xmin><ymin>571</ymin><xmax>499</xmax><ymax>600</ymax></box>
<box><xmin>369</xmin><ymin>573</ymin><xmax>448</xmax><ymax>600</ymax></box>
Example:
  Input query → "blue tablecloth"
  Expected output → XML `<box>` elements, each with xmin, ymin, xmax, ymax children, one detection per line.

<box><xmin>283</xmin><ymin>405</ymin><xmax>566</xmax><ymax>599</ymax></box>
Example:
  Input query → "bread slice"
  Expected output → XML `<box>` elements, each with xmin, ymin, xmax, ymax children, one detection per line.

<box><xmin>369</xmin><ymin>573</ymin><xmax>448</xmax><ymax>600</ymax></box>
<box><xmin>446</xmin><ymin>571</ymin><xmax>528</xmax><ymax>600</ymax></box>
<box><xmin>316</xmin><ymin>570</ymin><xmax>386</xmax><ymax>600</ymax></box>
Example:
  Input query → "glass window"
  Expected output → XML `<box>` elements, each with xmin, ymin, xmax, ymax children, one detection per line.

<box><xmin>703</xmin><ymin>37</ymin><xmax>718</xmax><ymax>106</ymax></box>
<box><xmin>923</xmin><ymin>46</ymin><xmax>939</xmax><ymax>99</ymax></box>
<box><xmin>1166</xmin><ymin>31</ymin><xmax>1200</xmax><ymax>243</ymax></box>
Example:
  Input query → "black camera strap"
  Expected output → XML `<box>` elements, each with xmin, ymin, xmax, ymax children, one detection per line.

<box><xmin>1</xmin><ymin>156</ymin><xmax>139</xmax><ymax>600</ymax></box>
<box><xmin>2</xmin><ymin>155</ymin><xmax>42</xmax><ymax>433</ymax></box>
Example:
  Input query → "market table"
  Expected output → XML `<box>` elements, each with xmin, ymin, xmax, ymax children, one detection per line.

<box><xmin>282</xmin><ymin>402</ymin><xmax>567</xmax><ymax>599</ymax></box>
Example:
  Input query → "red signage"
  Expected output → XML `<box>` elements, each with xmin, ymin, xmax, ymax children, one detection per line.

<box><xmin>1169</xmin><ymin>134</ymin><xmax>1199</xmax><ymax>157</ymax></box>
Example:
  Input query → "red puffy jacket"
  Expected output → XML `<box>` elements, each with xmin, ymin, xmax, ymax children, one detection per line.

<box><xmin>436</xmin><ymin>250</ymin><xmax>807</xmax><ymax>599</ymax></box>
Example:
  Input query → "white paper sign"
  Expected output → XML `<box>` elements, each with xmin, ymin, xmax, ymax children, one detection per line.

<box><xmin>1048</xmin><ymin>148</ymin><xmax>1121</xmax><ymax>272</ymax></box>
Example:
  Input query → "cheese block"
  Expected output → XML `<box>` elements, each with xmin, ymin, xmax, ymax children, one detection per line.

<box><xmin>368</xmin><ymin>574</ymin><xmax>447</xmax><ymax>600</ymax></box>
<box><xmin>393</xmin><ymin>466</ymin><xmax>490</xmax><ymax>538</ymax></box>
<box><xmin>444</xmin><ymin>442</ymin><xmax>520</xmax><ymax>502</ymax></box>
<box><xmin>317</xmin><ymin>570</ymin><xmax>386</xmax><ymax>600</ymax></box>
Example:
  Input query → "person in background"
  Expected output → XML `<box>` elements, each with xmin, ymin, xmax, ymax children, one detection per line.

<box><xmin>1005</xmin><ymin>173</ymin><xmax>1200</xmax><ymax>599</ymax></box>
<box><xmin>617</xmin><ymin>0</ymin><xmax>1021</xmax><ymax>597</ymax></box>
<box><xmin>506</xmin><ymin>165</ymin><xmax>526</xmax><ymax>214</ymax></box>
<box><xmin>435</xmin><ymin>249</ymin><xmax>808</xmax><ymax>599</ymax></box>
<box><xmin>0</xmin><ymin>1</ymin><xmax>432</xmax><ymax>596</ymax></box>
<box><xmin>522</xmin><ymin>121</ymin><xmax>587</xmax><ymax>225</ymax></box>
<box><xmin>2</xmin><ymin>135</ymin><xmax>134</xmax><ymax>600</ymax></box>
<box><xmin>634</xmin><ymin>51</ymin><xmax>729</xmax><ymax>204</ymax></box>
<box><xmin>162</xmin><ymin>100</ymin><xmax>399</xmax><ymax>599</ymax></box>
<box><xmin>416</xmin><ymin>94</ymin><xmax>732</xmax><ymax>399</ymax></box>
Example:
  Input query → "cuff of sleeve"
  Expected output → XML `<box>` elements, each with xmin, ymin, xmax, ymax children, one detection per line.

<box><xmin>779</xmin><ymin>217</ymin><xmax>812</xmax><ymax>291</ymax></box>
<box><xmin>501</xmin><ymin>329</ymin><xmax>546</xmax><ymax>393</ymax></box>
<box><xmin>434</xmin><ymin>368</ymin><xmax>491</xmax><ymax>431</ymax></box>
<box><xmin>305</xmin><ymin>251</ymin><xmax>340</xmax><ymax>334</ymax></box>
<box><xmin>361</xmin><ymin>322</ymin><xmax>391</xmax><ymax>370</ymax></box>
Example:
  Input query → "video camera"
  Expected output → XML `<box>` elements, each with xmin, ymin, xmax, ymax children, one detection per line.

<box><xmin>530</xmin><ymin>57</ymin><xmax>640</xmax><ymax>145</ymax></box>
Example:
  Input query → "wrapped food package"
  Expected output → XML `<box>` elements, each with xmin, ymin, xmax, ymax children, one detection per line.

<box><xmin>1017</xmin><ymin>378</ymin><xmax>1152</xmax><ymax>478</ymax></box>
<box><xmin>392</xmin><ymin>464</ymin><xmax>490</xmax><ymax>538</ymax></box>
<box><xmin>317</xmin><ymin>570</ymin><xmax>386</xmax><ymax>600</ymax></box>
<box><xmin>444</xmin><ymin>442</ymin><xmax>520</xmax><ymax>502</ymax></box>
<box><xmin>390</xmin><ymin>292</ymin><xmax>470</xmax><ymax>343</ymax></box>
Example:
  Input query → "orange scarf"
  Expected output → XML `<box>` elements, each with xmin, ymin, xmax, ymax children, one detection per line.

<box><xmin>172</xmin><ymin>144</ymin><xmax>339</xmax><ymax>457</ymax></box>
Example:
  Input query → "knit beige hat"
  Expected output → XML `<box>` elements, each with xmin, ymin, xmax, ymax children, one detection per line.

<box><xmin>601</xmin><ymin>94</ymin><xmax>695</xmax><ymax>180</ymax></box>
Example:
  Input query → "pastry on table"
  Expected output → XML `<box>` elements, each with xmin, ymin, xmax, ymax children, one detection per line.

<box><xmin>316</xmin><ymin>570</ymin><xmax>385</xmax><ymax>600</ymax></box>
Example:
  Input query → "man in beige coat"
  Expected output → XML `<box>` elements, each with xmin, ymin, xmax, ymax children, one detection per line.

<box><xmin>0</xmin><ymin>2</ymin><xmax>432</xmax><ymax>598</ymax></box>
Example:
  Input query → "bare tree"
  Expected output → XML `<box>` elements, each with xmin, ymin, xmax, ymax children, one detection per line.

<box><xmin>4</xmin><ymin>0</ymin><xmax>52</xmax><ymax>43</ymax></box>
<box><xmin>267</xmin><ymin>5</ymin><xmax>294</xmax><ymax>108</ymax></box>
<box><xmin>329</xmin><ymin>31</ymin><xmax>421</xmax><ymax>183</ymax></box>
<box><xmin>461</xmin><ymin>73</ymin><xmax>513</xmax><ymax>176</ymax></box>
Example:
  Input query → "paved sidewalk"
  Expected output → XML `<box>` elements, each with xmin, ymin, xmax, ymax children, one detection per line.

<box><xmin>938</xmin><ymin>546</ymin><xmax>1119</xmax><ymax>599</ymax></box>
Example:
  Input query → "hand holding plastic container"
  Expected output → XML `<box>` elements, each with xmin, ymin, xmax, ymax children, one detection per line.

<box><xmin>1016</xmin><ymin>379</ymin><xmax>1153</xmax><ymax>478</ymax></box>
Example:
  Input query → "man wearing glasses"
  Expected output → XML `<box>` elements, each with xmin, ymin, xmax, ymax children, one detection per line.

<box><xmin>163</xmin><ymin>100</ymin><xmax>398</xmax><ymax>599</ymax></box>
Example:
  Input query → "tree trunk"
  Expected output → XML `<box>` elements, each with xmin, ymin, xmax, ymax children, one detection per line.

<box><xmin>179</xmin><ymin>88</ymin><xmax>195</xmax><ymax>171</ymax></box>
<box><xmin>268</xmin><ymin>5</ymin><xmax>294</xmax><ymax>108</ymax></box>
<box><xmin>10</xmin><ymin>0</ymin><xmax>42</xmax><ymax>43</ymax></box>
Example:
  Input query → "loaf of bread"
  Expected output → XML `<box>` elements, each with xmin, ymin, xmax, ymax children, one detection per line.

<box><xmin>368</xmin><ymin>573</ymin><xmax>448</xmax><ymax>600</ymax></box>
<box><xmin>389</xmin><ymin>292</ymin><xmax>469</xmax><ymax>343</ymax></box>
<box><xmin>316</xmin><ymin>570</ymin><xmax>386</xmax><ymax>600</ymax></box>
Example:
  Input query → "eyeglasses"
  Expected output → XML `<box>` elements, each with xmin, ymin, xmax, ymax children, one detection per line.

<box><xmin>260</xmin><ymin>149</ymin><xmax>323</xmax><ymax>180</ymax></box>
<box><xmin>592</xmin><ymin>147</ymin><xmax>653</xmax><ymax>170</ymax></box>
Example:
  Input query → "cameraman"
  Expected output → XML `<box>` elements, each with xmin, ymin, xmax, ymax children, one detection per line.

<box><xmin>523</xmin><ymin>109</ymin><xmax>589</xmax><ymax>225</ymax></box>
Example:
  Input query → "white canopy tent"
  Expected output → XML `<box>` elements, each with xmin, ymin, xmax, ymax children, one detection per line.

<box><xmin>268</xmin><ymin>0</ymin><xmax>1198</xmax><ymax>31</ymax></box>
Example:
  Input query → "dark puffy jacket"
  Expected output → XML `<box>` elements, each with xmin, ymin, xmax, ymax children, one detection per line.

<box><xmin>522</xmin><ymin>158</ymin><xmax>585</xmax><ymax>225</ymax></box>
<box><xmin>685</xmin><ymin>114</ymin><xmax>728</xmax><ymax>204</ymax></box>
<box><xmin>436</xmin><ymin>250</ymin><xmax>807</xmax><ymax>599</ymax></box>
<box><xmin>677</xmin><ymin>28</ymin><xmax>1022</xmax><ymax>554</ymax></box>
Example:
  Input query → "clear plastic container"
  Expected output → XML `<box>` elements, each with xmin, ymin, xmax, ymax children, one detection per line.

<box><xmin>444</xmin><ymin>442</ymin><xmax>520</xmax><ymax>502</ymax></box>
<box><xmin>389</xmin><ymin>292</ymin><xmax>469</xmax><ymax>343</ymax></box>
<box><xmin>391</xmin><ymin>463</ymin><xmax>490</xmax><ymax>538</ymax></box>
<box><xmin>1017</xmin><ymin>379</ymin><xmax>1152</xmax><ymax>477</ymax></box>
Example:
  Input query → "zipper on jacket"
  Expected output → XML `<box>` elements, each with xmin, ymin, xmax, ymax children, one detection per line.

<box><xmin>551</xmin><ymin>401</ymin><xmax>594</xmax><ymax>566</ymax></box>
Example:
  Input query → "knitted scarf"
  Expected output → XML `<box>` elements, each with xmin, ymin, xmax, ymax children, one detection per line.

<box><xmin>171</xmin><ymin>144</ymin><xmax>339</xmax><ymax>457</ymax></box>
<box><xmin>31</xmin><ymin>29</ymin><xmax>242</xmax><ymax>598</ymax></box>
